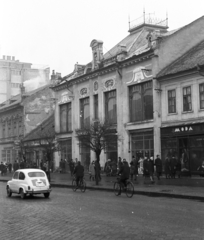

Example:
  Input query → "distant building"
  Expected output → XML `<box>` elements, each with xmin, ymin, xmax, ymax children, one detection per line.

<box><xmin>51</xmin><ymin>15</ymin><xmax>204</xmax><ymax>169</ymax></box>
<box><xmin>0</xmin><ymin>55</ymin><xmax>50</xmax><ymax>103</ymax></box>
<box><xmin>0</xmin><ymin>84</ymin><xmax>55</xmax><ymax>165</ymax></box>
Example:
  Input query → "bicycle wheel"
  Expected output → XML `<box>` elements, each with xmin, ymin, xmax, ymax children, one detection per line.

<box><xmin>113</xmin><ymin>182</ymin><xmax>121</xmax><ymax>196</ymax></box>
<box><xmin>72</xmin><ymin>179</ymin><xmax>77</xmax><ymax>191</ymax></box>
<box><xmin>80</xmin><ymin>179</ymin><xmax>86</xmax><ymax>193</ymax></box>
<box><xmin>126</xmin><ymin>181</ymin><xmax>134</xmax><ymax>198</ymax></box>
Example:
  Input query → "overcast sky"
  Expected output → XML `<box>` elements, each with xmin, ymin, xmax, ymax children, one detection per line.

<box><xmin>0</xmin><ymin>0</ymin><xmax>203</xmax><ymax>76</ymax></box>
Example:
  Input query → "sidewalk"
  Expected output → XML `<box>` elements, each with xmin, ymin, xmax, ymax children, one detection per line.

<box><xmin>1</xmin><ymin>171</ymin><xmax>204</xmax><ymax>200</ymax></box>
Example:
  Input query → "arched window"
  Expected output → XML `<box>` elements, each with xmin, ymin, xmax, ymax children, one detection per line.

<box><xmin>80</xmin><ymin>97</ymin><xmax>90</xmax><ymax>128</ymax></box>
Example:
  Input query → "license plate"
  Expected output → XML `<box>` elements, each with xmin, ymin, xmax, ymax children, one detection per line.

<box><xmin>36</xmin><ymin>182</ymin><xmax>45</xmax><ymax>187</ymax></box>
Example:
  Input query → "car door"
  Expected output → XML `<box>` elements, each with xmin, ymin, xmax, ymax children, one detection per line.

<box><xmin>18</xmin><ymin>172</ymin><xmax>26</xmax><ymax>191</ymax></box>
<box><xmin>10</xmin><ymin>171</ymin><xmax>19</xmax><ymax>192</ymax></box>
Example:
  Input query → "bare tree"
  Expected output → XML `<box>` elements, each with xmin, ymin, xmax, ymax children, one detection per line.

<box><xmin>75</xmin><ymin>120</ymin><xmax>119</xmax><ymax>162</ymax></box>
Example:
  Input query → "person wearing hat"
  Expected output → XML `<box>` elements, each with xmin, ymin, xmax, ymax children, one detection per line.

<box><xmin>117</xmin><ymin>158</ymin><xmax>130</xmax><ymax>195</ymax></box>
<box><xmin>73</xmin><ymin>161</ymin><xmax>84</xmax><ymax>187</ymax></box>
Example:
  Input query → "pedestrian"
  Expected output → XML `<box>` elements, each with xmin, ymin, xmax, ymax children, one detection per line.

<box><xmin>143</xmin><ymin>156</ymin><xmax>149</xmax><ymax>178</ymax></box>
<box><xmin>170</xmin><ymin>156</ymin><xmax>176</xmax><ymax>179</ymax></box>
<box><xmin>59</xmin><ymin>159</ymin><xmax>63</xmax><ymax>173</ymax></box>
<box><xmin>117</xmin><ymin>159</ymin><xmax>130</xmax><ymax>195</ymax></box>
<box><xmin>155</xmin><ymin>154</ymin><xmax>162</xmax><ymax>180</ymax></box>
<box><xmin>138</xmin><ymin>156</ymin><xmax>144</xmax><ymax>174</ymax></box>
<box><xmin>165</xmin><ymin>157</ymin><xmax>171</xmax><ymax>179</ymax></box>
<box><xmin>118</xmin><ymin>157</ymin><xmax>123</xmax><ymax>171</ymax></box>
<box><xmin>13</xmin><ymin>160</ymin><xmax>19</xmax><ymax>172</ymax></box>
<box><xmin>20</xmin><ymin>160</ymin><xmax>25</xmax><ymax>169</ymax></box>
<box><xmin>69</xmin><ymin>159</ymin><xmax>74</xmax><ymax>176</ymax></box>
<box><xmin>148</xmin><ymin>156</ymin><xmax>155</xmax><ymax>183</ymax></box>
<box><xmin>0</xmin><ymin>162</ymin><xmax>4</xmax><ymax>176</ymax></box>
<box><xmin>8</xmin><ymin>162</ymin><xmax>12</xmax><ymax>173</ymax></box>
<box><xmin>89</xmin><ymin>161</ymin><xmax>95</xmax><ymax>181</ymax></box>
<box><xmin>176</xmin><ymin>158</ymin><xmax>182</xmax><ymax>178</ymax></box>
<box><xmin>132</xmin><ymin>156</ymin><xmax>138</xmax><ymax>181</ymax></box>
<box><xmin>73</xmin><ymin>161</ymin><xmax>84</xmax><ymax>188</ymax></box>
<box><xmin>94</xmin><ymin>160</ymin><xmax>101</xmax><ymax>185</ymax></box>
<box><xmin>130</xmin><ymin>161</ymin><xmax>135</xmax><ymax>181</ymax></box>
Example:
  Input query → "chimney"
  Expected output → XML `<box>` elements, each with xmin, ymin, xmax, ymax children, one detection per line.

<box><xmin>90</xmin><ymin>39</ymin><xmax>104</xmax><ymax>70</ymax></box>
<box><xmin>7</xmin><ymin>56</ymin><xmax>11</xmax><ymax>60</ymax></box>
<box><xmin>12</xmin><ymin>56</ymin><xmax>15</xmax><ymax>61</ymax></box>
<box><xmin>117</xmin><ymin>44</ymin><xmax>127</xmax><ymax>61</ymax></box>
<box><xmin>51</xmin><ymin>70</ymin><xmax>56</xmax><ymax>80</ymax></box>
<box><xmin>20</xmin><ymin>83</ymin><xmax>25</xmax><ymax>95</ymax></box>
<box><xmin>3</xmin><ymin>55</ymin><xmax>5</xmax><ymax>60</ymax></box>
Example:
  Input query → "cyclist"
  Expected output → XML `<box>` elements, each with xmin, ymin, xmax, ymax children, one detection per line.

<box><xmin>117</xmin><ymin>158</ymin><xmax>130</xmax><ymax>195</ymax></box>
<box><xmin>73</xmin><ymin>161</ymin><xmax>84</xmax><ymax>188</ymax></box>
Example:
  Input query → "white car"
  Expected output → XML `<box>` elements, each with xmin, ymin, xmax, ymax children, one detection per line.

<box><xmin>6</xmin><ymin>168</ymin><xmax>52</xmax><ymax>199</ymax></box>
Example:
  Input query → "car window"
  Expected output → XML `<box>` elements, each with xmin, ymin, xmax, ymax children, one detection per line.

<box><xmin>19</xmin><ymin>172</ymin><xmax>25</xmax><ymax>180</ymax></box>
<box><xmin>13</xmin><ymin>172</ymin><xmax>19</xmax><ymax>179</ymax></box>
<box><xmin>28</xmin><ymin>172</ymin><xmax>45</xmax><ymax>178</ymax></box>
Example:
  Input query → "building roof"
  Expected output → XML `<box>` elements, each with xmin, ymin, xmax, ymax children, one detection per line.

<box><xmin>23</xmin><ymin>114</ymin><xmax>55</xmax><ymax>142</ymax></box>
<box><xmin>157</xmin><ymin>39</ymin><xmax>204</xmax><ymax>78</ymax></box>
<box><xmin>0</xmin><ymin>85</ymin><xmax>50</xmax><ymax>112</ymax></box>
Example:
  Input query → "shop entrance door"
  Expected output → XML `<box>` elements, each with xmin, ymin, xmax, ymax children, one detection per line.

<box><xmin>178</xmin><ymin>137</ymin><xmax>190</xmax><ymax>172</ymax></box>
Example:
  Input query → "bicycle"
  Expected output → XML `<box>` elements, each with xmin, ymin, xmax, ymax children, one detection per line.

<box><xmin>113</xmin><ymin>177</ymin><xmax>134</xmax><ymax>198</ymax></box>
<box><xmin>72</xmin><ymin>176</ymin><xmax>86</xmax><ymax>192</ymax></box>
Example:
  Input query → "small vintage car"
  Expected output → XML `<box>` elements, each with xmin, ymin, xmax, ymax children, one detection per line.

<box><xmin>6</xmin><ymin>169</ymin><xmax>52</xmax><ymax>199</ymax></box>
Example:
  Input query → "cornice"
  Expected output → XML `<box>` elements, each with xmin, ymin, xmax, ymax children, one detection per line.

<box><xmin>53</xmin><ymin>51</ymin><xmax>153</xmax><ymax>92</ymax></box>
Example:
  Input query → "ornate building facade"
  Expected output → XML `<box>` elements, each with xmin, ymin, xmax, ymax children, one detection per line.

<box><xmin>52</xmin><ymin>15</ymin><xmax>204</xmax><ymax>170</ymax></box>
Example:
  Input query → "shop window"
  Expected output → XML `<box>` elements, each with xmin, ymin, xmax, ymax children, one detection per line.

<box><xmin>199</xmin><ymin>83</ymin><xmax>204</xmax><ymax>109</ymax></box>
<box><xmin>129</xmin><ymin>81</ymin><xmax>153</xmax><ymax>122</ymax></box>
<box><xmin>168</xmin><ymin>89</ymin><xmax>176</xmax><ymax>113</ymax></box>
<box><xmin>105</xmin><ymin>90</ymin><xmax>117</xmax><ymax>124</ymax></box>
<box><xmin>60</xmin><ymin>102</ymin><xmax>72</xmax><ymax>133</ymax></box>
<box><xmin>80</xmin><ymin>97</ymin><xmax>90</xmax><ymax>128</ymax></box>
<box><xmin>183</xmin><ymin>86</ymin><xmax>192</xmax><ymax>112</ymax></box>
<box><xmin>94</xmin><ymin>94</ymin><xmax>98</xmax><ymax>120</ymax></box>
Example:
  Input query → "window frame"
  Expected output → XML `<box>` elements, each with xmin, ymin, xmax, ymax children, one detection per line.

<box><xmin>80</xmin><ymin>97</ymin><xmax>90</xmax><ymax>128</ymax></box>
<box><xmin>168</xmin><ymin>89</ymin><xmax>176</xmax><ymax>114</ymax></box>
<box><xmin>59</xmin><ymin>102</ymin><xmax>72</xmax><ymax>133</ymax></box>
<box><xmin>183</xmin><ymin>86</ymin><xmax>192</xmax><ymax>112</ymax></box>
<box><xmin>199</xmin><ymin>83</ymin><xmax>204</xmax><ymax>109</ymax></box>
<box><xmin>105</xmin><ymin>90</ymin><xmax>117</xmax><ymax>124</ymax></box>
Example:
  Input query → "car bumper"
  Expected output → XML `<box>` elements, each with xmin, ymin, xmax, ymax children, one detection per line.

<box><xmin>26</xmin><ymin>189</ymin><xmax>52</xmax><ymax>194</ymax></box>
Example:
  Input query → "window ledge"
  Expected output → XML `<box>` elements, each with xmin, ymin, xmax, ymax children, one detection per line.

<box><xmin>126</xmin><ymin>119</ymin><xmax>153</xmax><ymax>126</ymax></box>
<box><xmin>198</xmin><ymin>109</ymin><xmax>204</xmax><ymax>112</ymax></box>
<box><xmin>182</xmin><ymin>110</ymin><xmax>194</xmax><ymax>114</ymax></box>
<box><xmin>167</xmin><ymin>112</ymin><xmax>178</xmax><ymax>116</ymax></box>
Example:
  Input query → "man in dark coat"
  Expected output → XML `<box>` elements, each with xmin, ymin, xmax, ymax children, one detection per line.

<box><xmin>148</xmin><ymin>156</ymin><xmax>155</xmax><ymax>183</ymax></box>
<box><xmin>73</xmin><ymin>161</ymin><xmax>84</xmax><ymax>187</ymax></box>
<box><xmin>155</xmin><ymin>155</ymin><xmax>162</xmax><ymax>180</ymax></box>
<box><xmin>118</xmin><ymin>159</ymin><xmax>130</xmax><ymax>194</ymax></box>
<box><xmin>94</xmin><ymin>160</ymin><xmax>101</xmax><ymax>185</ymax></box>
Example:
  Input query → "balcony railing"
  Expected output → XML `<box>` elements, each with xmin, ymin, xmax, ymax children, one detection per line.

<box><xmin>129</xmin><ymin>13</ymin><xmax>168</xmax><ymax>31</ymax></box>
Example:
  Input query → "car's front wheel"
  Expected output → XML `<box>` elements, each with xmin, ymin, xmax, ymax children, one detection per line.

<box><xmin>44</xmin><ymin>192</ymin><xmax>50</xmax><ymax>198</ymax></box>
<box><xmin>7</xmin><ymin>186</ymin><xmax>12</xmax><ymax>197</ymax></box>
<box><xmin>20</xmin><ymin>189</ymin><xmax>26</xmax><ymax>199</ymax></box>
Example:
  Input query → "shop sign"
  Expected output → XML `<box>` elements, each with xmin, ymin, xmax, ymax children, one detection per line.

<box><xmin>173</xmin><ymin>126</ymin><xmax>194</xmax><ymax>133</ymax></box>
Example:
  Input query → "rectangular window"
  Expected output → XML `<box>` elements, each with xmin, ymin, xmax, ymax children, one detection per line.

<box><xmin>80</xmin><ymin>97</ymin><xmax>90</xmax><ymax>128</ymax></box>
<box><xmin>18</xmin><ymin>118</ymin><xmax>23</xmax><ymax>136</ymax></box>
<box><xmin>60</xmin><ymin>102</ymin><xmax>72</xmax><ymax>133</ymax></box>
<box><xmin>129</xmin><ymin>81</ymin><xmax>153</xmax><ymax>122</ymax></box>
<box><xmin>199</xmin><ymin>83</ymin><xmax>204</xmax><ymax>109</ymax></box>
<box><xmin>2</xmin><ymin>123</ymin><xmax>6</xmax><ymax>138</ymax></box>
<box><xmin>168</xmin><ymin>89</ymin><xmax>176</xmax><ymax>113</ymax></box>
<box><xmin>94</xmin><ymin>94</ymin><xmax>98</xmax><ymax>120</ymax></box>
<box><xmin>105</xmin><ymin>90</ymin><xmax>117</xmax><ymax>124</ymax></box>
<box><xmin>183</xmin><ymin>86</ymin><xmax>192</xmax><ymax>112</ymax></box>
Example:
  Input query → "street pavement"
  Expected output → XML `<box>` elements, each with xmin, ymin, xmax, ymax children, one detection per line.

<box><xmin>0</xmin><ymin>182</ymin><xmax>204</xmax><ymax>240</ymax></box>
<box><xmin>1</xmin><ymin>171</ymin><xmax>204</xmax><ymax>200</ymax></box>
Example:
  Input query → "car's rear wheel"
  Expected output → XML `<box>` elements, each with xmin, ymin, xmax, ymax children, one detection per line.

<box><xmin>7</xmin><ymin>186</ymin><xmax>12</xmax><ymax>197</ymax></box>
<box><xmin>20</xmin><ymin>189</ymin><xmax>26</xmax><ymax>199</ymax></box>
<box><xmin>44</xmin><ymin>192</ymin><xmax>50</xmax><ymax>198</ymax></box>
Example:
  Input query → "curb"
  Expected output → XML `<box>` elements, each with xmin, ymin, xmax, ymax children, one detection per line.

<box><xmin>50</xmin><ymin>182</ymin><xmax>204</xmax><ymax>201</ymax></box>
<box><xmin>1</xmin><ymin>179</ymin><xmax>204</xmax><ymax>201</ymax></box>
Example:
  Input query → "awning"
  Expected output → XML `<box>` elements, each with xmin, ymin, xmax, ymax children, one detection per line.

<box><xmin>161</xmin><ymin>119</ymin><xmax>204</xmax><ymax>128</ymax></box>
